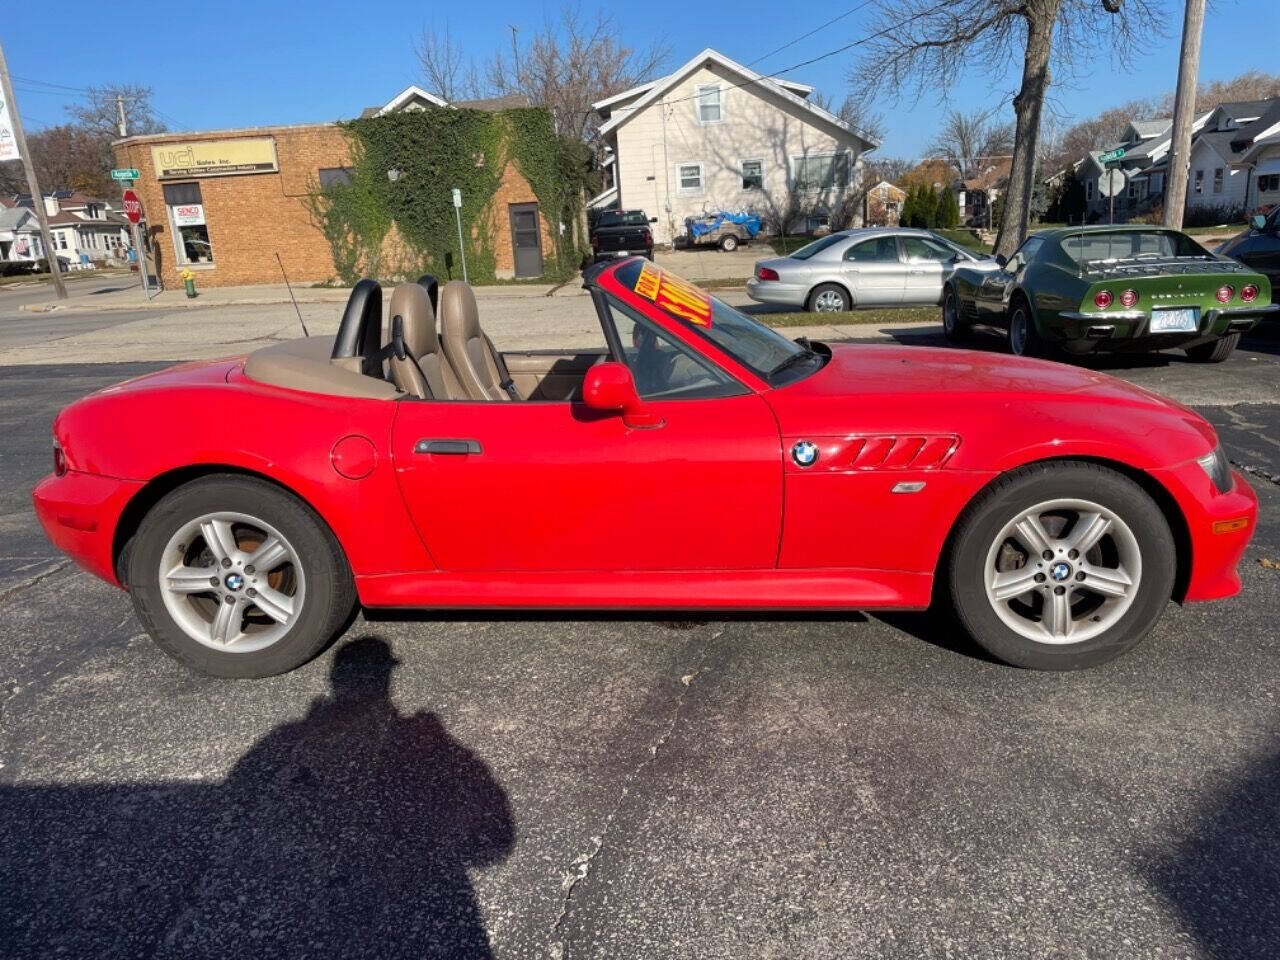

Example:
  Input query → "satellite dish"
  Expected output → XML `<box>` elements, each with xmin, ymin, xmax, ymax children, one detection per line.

<box><xmin>1102</xmin><ymin>0</ymin><xmax>1123</xmax><ymax>11</ymax></box>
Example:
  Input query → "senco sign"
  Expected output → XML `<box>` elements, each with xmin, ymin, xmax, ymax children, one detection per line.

<box><xmin>172</xmin><ymin>204</ymin><xmax>205</xmax><ymax>226</ymax></box>
<box><xmin>150</xmin><ymin>137</ymin><xmax>278</xmax><ymax>179</ymax></box>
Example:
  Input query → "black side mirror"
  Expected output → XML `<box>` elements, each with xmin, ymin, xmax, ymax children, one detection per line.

<box><xmin>649</xmin><ymin>217</ymin><xmax>658</xmax><ymax>224</ymax></box>
<box><xmin>995</xmin><ymin>253</ymin><xmax>1009</xmax><ymax>268</ymax></box>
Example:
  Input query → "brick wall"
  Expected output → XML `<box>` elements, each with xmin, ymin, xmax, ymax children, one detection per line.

<box><xmin>115</xmin><ymin>124</ymin><xmax>557</xmax><ymax>288</ymax></box>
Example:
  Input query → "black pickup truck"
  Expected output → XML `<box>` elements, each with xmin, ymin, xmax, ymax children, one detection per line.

<box><xmin>590</xmin><ymin>210</ymin><xmax>654</xmax><ymax>262</ymax></box>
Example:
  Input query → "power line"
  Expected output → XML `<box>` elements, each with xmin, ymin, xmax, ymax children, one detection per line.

<box><xmin>746</xmin><ymin>0</ymin><xmax>878</xmax><ymax>70</ymax></box>
<box><xmin>10</xmin><ymin>74</ymin><xmax>93</xmax><ymax>94</ymax></box>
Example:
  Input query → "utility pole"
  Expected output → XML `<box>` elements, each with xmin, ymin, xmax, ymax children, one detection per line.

<box><xmin>0</xmin><ymin>41</ymin><xmax>67</xmax><ymax>299</ymax></box>
<box><xmin>113</xmin><ymin>94</ymin><xmax>152</xmax><ymax>299</ymax></box>
<box><xmin>1163</xmin><ymin>0</ymin><xmax>1205</xmax><ymax>230</ymax></box>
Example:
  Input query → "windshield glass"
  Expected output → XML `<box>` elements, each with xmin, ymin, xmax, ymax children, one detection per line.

<box><xmin>612</xmin><ymin>259</ymin><xmax>814</xmax><ymax>383</ymax></box>
<box><xmin>598</xmin><ymin>211</ymin><xmax>648</xmax><ymax>228</ymax></box>
<box><xmin>788</xmin><ymin>233</ymin><xmax>847</xmax><ymax>260</ymax></box>
<box><xmin>1061</xmin><ymin>229</ymin><xmax>1209</xmax><ymax>264</ymax></box>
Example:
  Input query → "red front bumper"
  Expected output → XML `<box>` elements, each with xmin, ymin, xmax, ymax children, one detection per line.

<box><xmin>1151</xmin><ymin>463</ymin><xmax>1259</xmax><ymax>603</ymax></box>
<box><xmin>32</xmin><ymin>471</ymin><xmax>143</xmax><ymax>588</ymax></box>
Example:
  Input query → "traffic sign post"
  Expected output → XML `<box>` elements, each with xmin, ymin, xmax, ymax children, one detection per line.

<box><xmin>1097</xmin><ymin>166</ymin><xmax>1127</xmax><ymax>225</ymax></box>
<box><xmin>451</xmin><ymin>188</ymin><xmax>468</xmax><ymax>284</ymax></box>
<box><xmin>121</xmin><ymin>190</ymin><xmax>152</xmax><ymax>301</ymax></box>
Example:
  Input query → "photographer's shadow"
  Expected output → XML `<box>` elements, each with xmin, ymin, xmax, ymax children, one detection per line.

<box><xmin>0</xmin><ymin>637</ymin><xmax>514</xmax><ymax>959</ymax></box>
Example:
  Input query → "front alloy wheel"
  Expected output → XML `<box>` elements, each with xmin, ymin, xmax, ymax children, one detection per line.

<box><xmin>948</xmin><ymin>462</ymin><xmax>1175</xmax><ymax>670</ymax></box>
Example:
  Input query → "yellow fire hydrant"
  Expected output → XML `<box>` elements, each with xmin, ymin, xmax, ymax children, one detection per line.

<box><xmin>181</xmin><ymin>267</ymin><xmax>197</xmax><ymax>298</ymax></box>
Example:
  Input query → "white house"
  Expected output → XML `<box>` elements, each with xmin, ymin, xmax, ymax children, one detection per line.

<box><xmin>0</xmin><ymin>204</ymin><xmax>44</xmax><ymax>264</ymax></box>
<box><xmin>36</xmin><ymin>192</ymin><xmax>132</xmax><ymax>269</ymax></box>
<box><xmin>590</xmin><ymin>48</ymin><xmax>879</xmax><ymax>245</ymax></box>
<box><xmin>1184</xmin><ymin>98</ymin><xmax>1280</xmax><ymax>215</ymax></box>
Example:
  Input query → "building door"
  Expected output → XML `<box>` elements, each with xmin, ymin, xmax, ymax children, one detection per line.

<box><xmin>509</xmin><ymin>203</ymin><xmax>543</xmax><ymax>278</ymax></box>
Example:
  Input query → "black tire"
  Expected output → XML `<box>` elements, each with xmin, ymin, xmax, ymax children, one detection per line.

<box><xmin>719</xmin><ymin>235</ymin><xmax>739</xmax><ymax>252</ymax></box>
<box><xmin>947</xmin><ymin>461</ymin><xmax>1176</xmax><ymax>670</ymax></box>
<box><xmin>1006</xmin><ymin>296</ymin><xmax>1046</xmax><ymax>358</ymax></box>
<box><xmin>645</xmin><ymin>248</ymin><xmax>654</xmax><ymax>261</ymax></box>
<box><xmin>1184</xmin><ymin>333</ymin><xmax>1239</xmax><ymax>363</ymax></box>
<box><xmin>942</xmin><ymin>285</ymin><xmax>971</xmax><ymax>342</ymax></box>
<box><xmin>127</xmin><ymin>475</ymin><xmax>356</xmax><ymax>679</ymax></box>
<box><xmin>807</xmin><ymin>282</ymin><xmax>852</xmax><ymax>313</ymax></box>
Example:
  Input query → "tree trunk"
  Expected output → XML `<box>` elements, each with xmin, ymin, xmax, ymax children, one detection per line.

<box><xmin>994</xmin><ymin>0</ymin><xmax>1060</xmax><ymax>258</ymax></box>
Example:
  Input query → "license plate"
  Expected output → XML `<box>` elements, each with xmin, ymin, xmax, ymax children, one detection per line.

<box><xmin>616</xmin><ymin>250</ymin><xmax>629</xmax><ymax>256</ymax></box>
<box><xmin>1150</xmin><ymin>307</ymin><xmax>1199</xmax><ymax>333</ymax></box>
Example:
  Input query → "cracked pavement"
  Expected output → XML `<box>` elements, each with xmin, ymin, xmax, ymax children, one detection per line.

<box><xmin>1</xmin><ymin>322</ymin><xmax>1278</xmax><ymax>958</ymax></box>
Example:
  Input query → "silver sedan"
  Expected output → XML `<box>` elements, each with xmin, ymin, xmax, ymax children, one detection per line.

<box><xmin>746</xmin><ymin>227</ymin><xmax>998</xmax><ymax>313</ymax></box>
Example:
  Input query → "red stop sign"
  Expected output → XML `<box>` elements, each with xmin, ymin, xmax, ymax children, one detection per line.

<box><xmin>122</xmin><ymin>190</ymin><xmax>143</xmax><ymax>224</ymax></box>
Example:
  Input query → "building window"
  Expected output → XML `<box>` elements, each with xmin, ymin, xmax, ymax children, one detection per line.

<box><xmin>1193</xmin><ymin>169</ymin><xmax>1203</xmax><ymax>194</ymax></box>
<box><xmin>318</xmin><ymin>167</ymin><xmax>354</xmax><ymax>188</ymax></box>
<box><xmin>740</xmin><ymin>159</ymin><xmax>763</xmax><ymax>191</ymax></box>
<box><xmin>1086</xmin><ymin>178</ymin><xmax>1095</xmax><ymax>202</ymax></box>
<box><xmin>163</xmin><ymin>182</ymin><xmax>214</xmax><ymax>265</ymax></box>
<box><xmin>677</xmin><ymin>163</ymin><xmax>704</xmax><ymax>195</ymax></box>
<box><xmin>1259</xmin><ymin>174</ymin><xmax>1280</xmax><ymax>193</ymax></box>
<box><xmin>696</xmin><ymin>84</ymin><xmax>722</xmax><ymax>124</ymax></box>
<box><xmin>1150</xmin><ymin>172</ymin><xmax>1163</xmax><ymax>194</ymax></box>
<box><xmin>57</xmin><ymin>233</ymin><xmax>67</xmax><ymax>250</ymax></box>
<box><xmin>1127</xmin><ymin>179</ymin><xmax>1137</xmax><ymax>199</ymax></box>
<box><xmin>1213</xmin><ymin>167</ymin><xmax>1224</xmax><ymax>194</ymax></box>
<box><xmin>793</xmin><ymin>153</ymin><xmax>851</xmax><ymax>191</ymax></box>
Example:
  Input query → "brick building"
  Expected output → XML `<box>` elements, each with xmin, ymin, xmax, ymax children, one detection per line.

<box><xmin>114</xmin><ymin>103</ymin><xmax>557</xmax><ymax>289</ymax></box>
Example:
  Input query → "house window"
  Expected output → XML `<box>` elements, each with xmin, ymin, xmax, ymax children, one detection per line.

<box><xmin>677</xmin><ymin>163</ymin><xmax>704</xmax><ymax>195</ymax></box>
<box><xmin>1213</xmin><ymin>168</ymin><xmax>1224</xmax><ymax>194</ymax></box>
<box><xmin>793</xmin><ymin>153</ymin><xmax>850</xmax><ymax>191</ymax></box>
<box><xmin>740</xmin><ymin>159</ymin><xmax>763</xmax><ymax>191</ymax></box>
<box><xmin>1259</xmin><ymin>174</ymin><xmax>1280</xmax><ymax>193</ymax></box>
<box><xmin>163</xmin><ymin>182</ymin><xmax>214</xmax><ymax>265</ymax></box>
<box><xmin>1086</xmin><ymin>179</ymin><xmax>1095</xmax><ymax>201</ymax></box>
<box><xmin>1150</xmin><ymin>172</ymin><xmax>1164</xmax><ymax>194</ymax></box>
<box><xmin>696</xmin><ymin>84</ymin><xmax>722</xmax><ymax>124</ymax></box>
<box><xmin>57</xmin><ymin>233</ymin><xmax>67</xmax><ymax>250</ymax></box>
<box><xmin>318</xmin><ymin>167</ymin><xmax>354</xmax><ymax>188</ymax></box>
<box><xmin>1127</xmin><ymin>179</ymin><xmax>1137</xmax><ymax>199</ymax></box>
<box><xmin>1194</xmin><ymin>169</ymin><xmax>1203</xmax><ymax>194</ymax></box>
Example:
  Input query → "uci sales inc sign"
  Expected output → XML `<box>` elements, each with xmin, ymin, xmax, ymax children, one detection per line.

<box><xmin>150</xmin><ymin>137</ymin><xmax>278</xmax><ymax>179</ymax></box>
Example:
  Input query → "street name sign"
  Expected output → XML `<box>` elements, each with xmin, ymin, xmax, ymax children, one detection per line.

<box><xmin>1099</xmin><ymin>148</ymin><xmax>1125</xmax><ymax>164</ymax></box>
<box><xmin>112</xmin><ymin>168</ymin><xmax>140</xmax><ymax>181</ymax></box>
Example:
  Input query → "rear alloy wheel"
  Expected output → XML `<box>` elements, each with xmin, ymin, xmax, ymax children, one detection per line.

<box><xmin>948</xmin><ymin>462</ymin><xmax>1175</xmax><ymax>670</ymax></box>
<box><xmin>942</xmin><ymin>286</ymin><xmax>971</xmax><ymax>342</ymax></box>
<box><xmin>809</xmin><ymin>283</ymin><xmax>851</xmax><ymax>313</ymax></box>
<box><xmin>1185</xmin><ymin>333</ymin><xmax>1239</xmax><ymax>363</ymax></box>
<box><xmin>1007</xmin><ymin>298</ymin><xmax>1045</xmax><ymax>358</ymax></box>
<box><xmin>128</xmin><ymin>476</ymin><xmax>356</xmax><ymax>678</ymax></box>
<box><xmin>719</xmin><ymin>235</ymin><xmax>739</xmax><ymax>252</ymax></box>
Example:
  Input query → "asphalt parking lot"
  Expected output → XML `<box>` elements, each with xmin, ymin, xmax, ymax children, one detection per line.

<box><xmin>2</xmin><ymin>322</ymin><xmax>1279</xmax><ymax>958</ymax></box>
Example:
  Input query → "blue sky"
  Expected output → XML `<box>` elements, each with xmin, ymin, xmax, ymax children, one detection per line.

<box><xmin>4</xmin><ymin>0</ymin><xmax>1277</xmax><ymax>159</ymax></box>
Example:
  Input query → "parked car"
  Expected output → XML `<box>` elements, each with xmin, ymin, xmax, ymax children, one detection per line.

<box><xmin>945</xmin><ymin>225</ymin><xmax>1276</xmax><ymax>361</ymax></box>
<box><xmin>747</xmin><ymin>228</ymin><xmax>997</xmax><ymax>313</ymax></box>
<box><xmin>1216</xmin><ymin>208</ymin><xmax>1280</xmax><ymax>295</ymax></box>
<box><xmin>34</xmin><ymin>258</ymin><xmax>1256</xmax><ymax>677</ymax></box>
<box><xmin>590</xmin><ymin>209</ymin><xmax>653</xmax><ymax>262</ymax></box>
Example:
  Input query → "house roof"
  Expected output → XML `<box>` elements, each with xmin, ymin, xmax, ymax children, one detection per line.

<box><xmin>962</xmin><ymin>158</ymin><xmax>1012</xmax><ymax>192</ymax></box>
<box><xmin>0</xmin><ymin>207</ymin><xmax>37</xmax><ymax>231</ymax></box>
<box><xmin>869</xmin><ymin>180</ymin><xmax>906</xmax><ymax>198</ymax></box>
<box><xmin>455</xmin><ymin>94</ymin><xmax>531</xmax><ymax>111</ymax></box>
<box><xmin>1206</xmin><ymin>98</ymin><xmax>1274</xmax><ymax>128</ymax></box>
<box><xmin>359</xmin><ymin>87</ymin><xmax>532</xmax><ymax>119</ymax></box>
<box><xmin>593</xmin><ymin>48</ymin><xmax>878</xmax><ymax>148</ymax></box>
<box><xmin>592</xmin><ymin>73</ymin><xmax>812</xmax><ymax>117</ymax></box>
<box><xmin>1127</xmin><ymin>118</ymin><xmax>1171</xmax><ymax>140</ymax></box>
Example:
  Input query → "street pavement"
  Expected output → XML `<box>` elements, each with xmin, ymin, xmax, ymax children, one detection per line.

<box><xmin>1</xmin><ymin>314</ymin><xmax>1278</xmax><ymax>958</ymax></box>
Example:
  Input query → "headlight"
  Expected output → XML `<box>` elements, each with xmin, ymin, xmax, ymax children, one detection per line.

<box><xmin>1196</xmin><ymin>446</ymin><xmax>1232</xmax><ymax>493</ymax></box>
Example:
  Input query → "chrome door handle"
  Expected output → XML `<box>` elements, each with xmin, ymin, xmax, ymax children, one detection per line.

<box><xmin>415</xmin><ymin>439</ymin><xmax>482</xmax><ymax>455</ymax></box>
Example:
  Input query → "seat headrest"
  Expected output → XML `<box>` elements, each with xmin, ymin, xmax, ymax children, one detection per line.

<box><xmin>331</xmin><ymin>278</ymin><xmax>382</xmax><ymax>374</ymax></box>
<box><xmin>387</xmin><ymin>283</ymin><xmax>438</xmax><ymax>360</ymax></box>
<box><xmin>439</xmin><ymin>280</ymin><xmax>481</xmax><ymax>340</ymax></box>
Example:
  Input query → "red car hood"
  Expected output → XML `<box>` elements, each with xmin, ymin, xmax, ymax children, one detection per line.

<box><xmin>765</xmin><ymin>343</ymin><xmax>1216</xmax><ymax>453</ymax></box>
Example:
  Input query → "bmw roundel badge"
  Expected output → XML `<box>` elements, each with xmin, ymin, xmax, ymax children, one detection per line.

<box><xmin>791</xmin><ymin>440</ymin><xmax>819</xmax><ymax>467</ymax></box>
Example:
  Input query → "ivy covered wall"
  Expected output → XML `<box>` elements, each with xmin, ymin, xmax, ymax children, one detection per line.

<box><xmin>304</xmin><ymin>107</ymin><xmax>594</xmax><ymax>286</ymax></box>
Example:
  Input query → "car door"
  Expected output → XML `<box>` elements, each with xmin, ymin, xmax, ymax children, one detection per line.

<box><xmin>976</xmin><ymin>237</ymin><xmax>1042</xmax><ymax>321</ymax></box>
<box><xmin>390</xmin><ymin>319</ymin><xmax>783</xmax><ymax>573</ymax></box>
<box><xmin>840</xmin><ymin>235</ymin><xmax>905</xmax><ymax>306</ymax></box>
<box><xmin>899</xmin><ymin>234</ymin><xmax>958</xmax><ymax>306</ymax></box>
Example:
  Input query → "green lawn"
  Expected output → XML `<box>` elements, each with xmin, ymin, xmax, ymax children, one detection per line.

<box><xmin>935</xmin><ymin>228</ymin><xmax>992</xmax><ymax>254</ymax></box>
<box><xmin>1183</xmin><ymin>223</ymin><xmax>1247</xmax><ymax>236</ymax></box>
<box><xmin>760</xmin><ymin>306</ymin><xmax>940</xmax><ymax>327</ymax></box>
<box><xmin>768</xmin><ymin>235</ymin><xmax>815</xmax><ymax>255</ymax></box>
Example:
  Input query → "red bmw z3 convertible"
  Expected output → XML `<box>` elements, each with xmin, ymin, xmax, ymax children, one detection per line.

<box><xmin>34</xmin><ymin>258</ymin><xmax>1257</xmax><ymax>677</ymax></box>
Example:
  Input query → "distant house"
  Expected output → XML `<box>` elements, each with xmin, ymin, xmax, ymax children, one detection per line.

<box><xmin>590</xmin><ymin>48</ymin><xmax>879</xmax><ymax>245</ymax></box>
<box><xmin>4</xmin><ymin>191</ymin><xmax>131</xmax><ymax>268</ymax></box>
<box><xmin>956</xmin><ymin>158</ymin><xmax>1012</xmax><ymax>228</ymax></box>
<box><xmin>1183</xmin><ymin>98</ymin><xmax>1280</xmax><ymax>215</ymax></box>
<box><xmin>864</xmin><ymin>181</ymin><xmax>906</xmax><ymax>226</ymax></box>
<box><xmin>0</xmin><ymin>205</ymin><xmax>45</xmax><ymax>263</ymax></box>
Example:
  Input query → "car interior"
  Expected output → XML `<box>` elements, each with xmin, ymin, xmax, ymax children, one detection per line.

<box><xmin>244</xmin><ymin>275</ymin><xmax>611</xmax><ymax>402</ymax></box>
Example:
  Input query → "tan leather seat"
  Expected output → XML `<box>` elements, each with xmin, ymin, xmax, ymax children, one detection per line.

<box><xmin>439</xmin><ymin>280</ymin><xmax>519</xmax><ymax>401</ymax></box>
<box><xmin>387</xmin><ymin>283</ymin><xmax>463</xmax><ymax>400</ymax></box>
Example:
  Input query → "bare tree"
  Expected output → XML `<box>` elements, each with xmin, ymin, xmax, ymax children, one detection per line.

<box><xmin>1155</xmin><ymin>69</ymin><xmax>1280</xmax><ymax>114</ymax></box>
<box><xmin>812</xmin><ymin>91</ymin><xmax>887</xmax><ymax>144</ymax></box>
<box><xmin>484</xmin><ymin>8</ymin><xmax>669</xmax><ymax>141</ymax></box>
<box><xmin>65</xmin><ymin>83</ymin><xmax>166</xmax><ymax>139</ymax></box>
<box><xmin>854</xmin><ymin>0</ymin><xmax>1161</xmax><ymax>257</ymax></box>
<box><xmin>865</xmin><ymin>156</ymin><xmax>912</xmax><ymax>185</ymax></box>
<box><xmin>931</xmin><ymin>109</ymin><xmax>1014</xmax><ymax>180</ymax></box>
<box><xmin>414</xmin><ymin>22</ymin><xmax>478</xmax><ymax>102</ymax></box>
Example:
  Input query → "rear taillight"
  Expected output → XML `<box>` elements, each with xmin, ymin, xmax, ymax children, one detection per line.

<box><xmin>1241</xmin><ymin>284</ymin><xmax>1258</xmax><ymax>303</ymax></box>
<box><xmin>1119</xmin><ymin>289</ymin><xmax>1138</xmax><ymax>308</ymax></box>
<box><xmin>643</xmin><ymin>229</ymin><xmax>652</xmax><ymax>246</ymax></box>
<box><xmin>1094</xmin><ymin>290</ymin><xmax>1113</xmax><ymax>309</ymax></box>
<box><xmin>1216</xmin><ymin>285</ymin><xmax>1234</xmax><ymax>303</ymax></box>
<box><xmin>53</xmin><ymin>442</ymin><xmax>66</xmax><ymax>477</ymax></box>
<box><xmin>757</xmin><ymin>266</ymin><xmax>780</xmax><ymax>281</ymax></box>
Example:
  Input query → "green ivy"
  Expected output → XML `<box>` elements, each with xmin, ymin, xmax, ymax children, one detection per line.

<box><xmin>304</xmin><ymin>107</ymin><xmax>594</xmax><ymax>286</ymax></box>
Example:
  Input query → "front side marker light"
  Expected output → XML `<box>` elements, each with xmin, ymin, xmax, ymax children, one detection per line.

<box><xmin>1212</xmin><ymin>517</ymin><xmax>1250</xmax><ymax>535</ymax></box>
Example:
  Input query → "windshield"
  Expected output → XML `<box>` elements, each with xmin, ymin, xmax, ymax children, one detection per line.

<box><xmin>598</xmin><ymin>211</ymin><xmax>648</xmax><ymax>228</ymax></box>
<box><xmin>1061</xmin><ymin>229</ymin><xmax>1209</xmax><ymax>264</ymax></box>
<box><xmin>612</xmin><ymin>259</ymin><xmax>817</xmax><ymax>384</ymax></box>
<box><xmin>788</xmin><ymin>233</ymin><xmax>847</xmax><ymax>260</ymax></box>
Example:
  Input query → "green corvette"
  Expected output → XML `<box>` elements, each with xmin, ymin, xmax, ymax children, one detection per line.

<box><xmin>944</xmin><ymin>225</ymin><xmax>1277</xmax><ymax>362</ymax></box>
